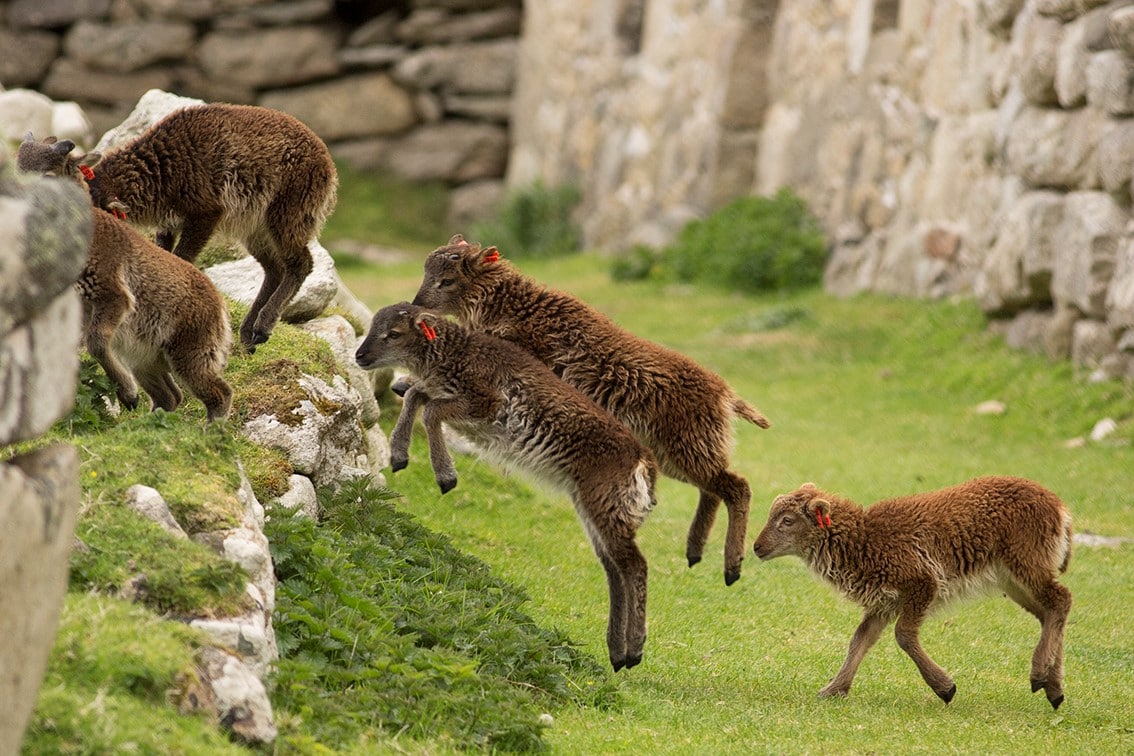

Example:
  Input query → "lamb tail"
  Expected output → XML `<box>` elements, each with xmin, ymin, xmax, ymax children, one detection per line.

<box><xmin>734</xmin><ymin>398</ymin><xmax>771</xmax><ymax>429</ymax></box>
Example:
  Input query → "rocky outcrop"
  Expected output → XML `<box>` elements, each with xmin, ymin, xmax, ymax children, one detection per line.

<box><xmin>0</xmin><ymin>154</ymin><xmax>89</xmax><ymax>755</ymax></box>
<box><xmin>0</xmin><ymin>0</ymin><xmax>519</xmax><ymax>226</ymax></box>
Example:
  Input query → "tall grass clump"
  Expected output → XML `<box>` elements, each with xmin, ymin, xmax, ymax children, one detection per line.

<box><xmin>612</xmin><ymin>189</ymin><xmax>828</xmax><ymax>293</ymax></box>
<box><xmin>472</xmin><ymin>180</ymin><xmax>582</xmax><ymax>258</ymax></box>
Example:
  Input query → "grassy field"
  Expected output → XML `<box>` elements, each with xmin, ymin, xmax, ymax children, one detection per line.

<box><xmin>331</xmin><ymin>245</ymin><xmax>1134</xmax><ymax>754</ymax></box>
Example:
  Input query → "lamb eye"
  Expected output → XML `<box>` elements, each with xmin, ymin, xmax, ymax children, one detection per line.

<box><xmin>386</xmin><ymin>331</ymin><xmax>400</xmax><ymax>340</ymax></box>
<box><xmin>438</xmin><ymin>278</ymin><xmax>455</xmax><ymax>288</ymax></box>
<box><xmin>780</xmin><ymin>516</ymin><xmax>795</xmax><ymax>527</ymax></box>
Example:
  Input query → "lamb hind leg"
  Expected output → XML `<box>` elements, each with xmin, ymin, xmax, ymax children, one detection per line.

<box><xmin>894</xmin><ymin>587</ymin><xmax>956</xmax><ymax>703</ymax></box>
<box><xmin>820</xmin><ymin>612</ymin><xmax>888</xmax><ymax>698</ymax></box>
<box><xmin>708</xmin><ymin>470</ymin><xmax>751</xmax><ymax>586</ymax></box>
<box><xmin>420</xmin><ymin>398</ymin><xmax>467</xmax><ymax>494</ymax></box>
<box><xmin>1030</xmin><ymin>581</ymin><xmax>1072</xmax><ymax>709</ymax></box>
<box><xmin>685</xmin><ymin>490</ymin><xmax>720</xmax><ymax>568</ymax></box>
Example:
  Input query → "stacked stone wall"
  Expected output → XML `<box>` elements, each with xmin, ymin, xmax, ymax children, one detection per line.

<box><xmin>0</xmin><ymin>0</ymin><xmax>519</xmax><ymax>225</ymax></box>
<box><xmin>759</xmin><ymin>0</ymin><xmax>1134</xmax><ymax>378</ymax></box>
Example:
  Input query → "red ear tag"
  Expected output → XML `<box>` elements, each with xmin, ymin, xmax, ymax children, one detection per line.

<box><xmin>816</xmin><ymin>511</ymin><xmax>831</xmax><ymax>529</ymax></box>
<box><xmin>113</xmin><ymin>208</ymin><xmax>127</xmax><ymax>220</ymax></box>
<box><xmin>79</xmin><ymin>165</ymin><xmax>95</xmax><ymax>181</ymax></box>
<box><xmin>482</xmin><ymin>249</ymin><xmax>500</xmax><ymax>264</ymax></box>
<box><xmin>419</xmin><ymin>321</ymin><xmax>437</xmax><ymax>341</ymax></box>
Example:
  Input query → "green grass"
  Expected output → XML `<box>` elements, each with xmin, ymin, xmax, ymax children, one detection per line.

<box><xmin>339</xmin><ymin>250</ymin><xmax>1134</xmax><ymax>754</ymax></box>
<box><xmin>321</xmin><ymin>163</ymin><xmax>450</xmax><ymax>253</ymax></box>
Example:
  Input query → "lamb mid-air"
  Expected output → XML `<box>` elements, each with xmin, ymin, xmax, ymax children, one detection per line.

<box><xmin>411</xmin><ymin>234</ymin><xmax>770</xmax><ymax>586</ymax></box>
<box><xmin>753</xmin><ymin>476</ymin><xmax>1073</xmax><ymax>709</ymax></box>
<box><xmin>356</xmin><ymin>302</ymin><xmax>658</xmax><ymax>671</ymax></box>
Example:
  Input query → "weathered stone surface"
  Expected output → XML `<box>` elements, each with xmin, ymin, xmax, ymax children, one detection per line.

<box><xmin>299</xmin><ymin>315</ymin><xmax>380</xmax><ymax>426</ymax></box>
<box><xmin>980</xmin><ymin>0</ymin><xmax>1027</xmax><ymax>30</ymax></box>
<box><xmin>242</xmin><ymin>374</ymin><xmax>366</xmax><ymax>488</ymax></box>
<box><xmin>397</xmin><ymin>7</ymin><xmax>522</xmax><ymax>44</ymax></box>
<box><xmin>215</xmin><ymin>0</ymin><xmax>332</xmax><ymax>29</ymax></box>
<box><xmin>447</xmin><ymin>178</ymin><xmax>506</xmax><ymax>229</ymax></box>
<box><xmin>1112</xmin><ymin>5</ymin><xmax>1134</xmax><ymax>56</ymax></box>
<box><xmin>1072</xmin><ymin>318</ymin><xmax>1117</xmax><ymax>366</ymax></box>
<box><xmin>1004</xmin><ymin>104</ymin><xmax>1112</xmax><ymax>189</ymax></box>
<box><xmin>198</xmin><ymin>26</ymin><xmax>339</xmax><ymax>89</ymax></box>
<box><xmin>0</xmin><ymin>29</ymin><xmax>60</xmax><ymax>88</ymax></box>
<box><xmin>204</xmin><ymin>241</ymin><xmax>338</xmax><ymax>325</ymax></box>
<box><xmin>393</xmin><ymin>39</ymin><xmax>517</xmax><ymax>94</ymax></box>
<box><xmin>269</xmin><ymin>474</ymin><xmax>319</xmax><ymax>519</ymax></box>
<box><xmin>63</xmin><ymin>21</ymin><xmax>196</xmax><ymax>74</ymax></box>
<box><xmin>1106</xmin><ymin>235</ymin><xmax>1134</xmax><ymax>329</ymax></box>
<box><xmin>1052</xmin><ymin>191</ymin><xmax>1125</xmax><ymax>317</ymax></box>
<box><xmin>976</xmin><ymin>191</ymin><xmax>1064</xmax><ymax>314</ymax></box>
<box><xmin>258</xmin><ymin>74</ymin><xmax>416</xmax><ymax>141</ymax></box>
<box><xmin>0</xmin><ymin>89</ymin><xmax>55</xmax><ymax>146</ymax></box>
<box><xmin>1056</xmin><ymin>10</ymin><xmax>1094</xmax><ymax>107</ymax></box>
<box><xmin>1087</xmin><ymin>49</ymin><xmax>1134</xmax><ymax>115</ymax></box>
<box><xmin>380</xmin><ymin>121</ymin><xmax>508</xmax><ymax>181</ymax></box>
<box><xmin>442</xmin><ymin>93</ymin><xmax>512</xmax><ymax>121</ymax></box>
<box><xmin>1016</xmin><ymin>10</ymin><xmax>1063</xmax><ymax>106</ymax></box>
<box><xmin>0</xmin><ymin>444</ymin><xmax>79</xmax><ymax>756</ymax></box>
<box><xmin>41</xmin><ymin>58</ymin><xmax>175</xmax><ymax>108</ymax></box>
<box><xmin>1004</xmin><ymin>309</ymin><xmax>1054</xmax><ymax>352</ymax></box>
<box><xmin>1096</xmin><ymin>119</ymin><xmax>1134</xmax><ymax>194</ymax></box>
<box><xmin>126</xmin><ymin>484</ymin><xmax>188</xmax><ymax>539</ymax></box>
<box><xmin>6</xmin><ymin>0</ymin><xmax>111</xmax><ymax>29</ymax></box>
<box><xmin>193</xmin><ymin>646</ymin><xmax>277</xmax><ymax>745</ymax></box>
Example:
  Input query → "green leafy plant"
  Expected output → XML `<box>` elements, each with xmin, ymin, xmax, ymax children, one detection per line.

<box><xmin>618</xmin><ymin>189</ymin><xmax>828</xmax><ymax>293</ymax></box>
<box><xmin>472</xmin><ymin>181</ymin><xmax>582</xmax><ymax>258</ymax></box>
<box><xmin>267</xmin><ymin>478</ymin><xmax>618</xmax><ymax>752</ymax></box>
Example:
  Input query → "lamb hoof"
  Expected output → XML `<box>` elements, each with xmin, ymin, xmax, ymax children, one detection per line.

<box><xmin>438</xmin><ymin>477</ymin><xmax>457</xmax><ymax>494</ymax></box>
<box><xmin>118</xmin><ymin>393</ymin><xmax>139</xmax><ymax>411</ymax></box>
<box><xmin>622</xmin><ymin>653</ymin><xmax>642</xmax><ymax>670</ymax></box>
<box><xmin>1049</xmin><ymin>693</ymin><xmax>1064</xmax><ymax>710</ymax></box>
<box><xmin>391</xmin><ymin>457</ymin><xmax>408</xmax><ymax>473</ymax></box>
<box><xmin>687</xmin><ymin>554</ymin><xmax>701</xmax><ymax>568</ymax></box>
<box><xmin>937</xmin><ymin>684</ymin><xmax>956</xmax><ymax>704</ymax></box>
<box><xmin>724</xmin><ymin>569</ymin><xmax>741</xmax><ymax>586</ymax></box>
<box><xmin>611</xmin><ymin>657</ymin><xmax>625</xmax><ymax>672</ymax></box>
<box><xmin>390</xmin><ymin>377</ymin><xmax>412</xmax><ymax>397</ymax></box>
<box><xmin>1031</xmin><ymin>678</ymin><xmax>1045</xmax><ymax>694</ymax></box>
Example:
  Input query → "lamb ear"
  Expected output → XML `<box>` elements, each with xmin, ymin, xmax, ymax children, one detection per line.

<box><xmin>74</xmin><ymin>150</ymin><xmax>102</xmax><ymax>168</ymax></box>
<box><xmin>481</xmin><ymin>245</ymin><xmax>500</xmax><ymax>265</ymax></box>
<box><xmin>414</xmin><ymin>313</ymin><xmax>440</xmax><ymax>341</ymax></box>
<box><xmin>448</xmin><ymin>233</ymin><xmax>468</xmax><ymax>246</ymax></box>
<box><xmin>810</xmin><ymin>498</ymin><xmax>833</xmax><ymax>529</ymax></box>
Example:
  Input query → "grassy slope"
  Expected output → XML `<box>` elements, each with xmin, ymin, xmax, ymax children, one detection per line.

<box><xmin>337</xmin><ymin>249</ymin><xmax>1134</xmax><ymax>754</ymax></box>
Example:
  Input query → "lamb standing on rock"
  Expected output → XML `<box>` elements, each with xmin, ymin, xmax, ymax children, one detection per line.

<box><xmin>17</xmin><ymin>136</ymin><xmax>232</xmax><ymax>421</ymax></box>
<box><xmin>411</xmin><ymin>235</ymin><xmax>771</xmax><ymax>586</ymax></box>
<box><xmin>26</xmin><ymin>104</ymin><xmax>337</xmax><ymax>351</ymax></box>
<box><xmin>753</xmin><ymin>476</ymin><xmax>1073</xmax><ymax>708</ymax></box>
<box><xmin>356</xmin><ymin>303</ymin><xmax>657</xmax><ymax>671</ymax></box>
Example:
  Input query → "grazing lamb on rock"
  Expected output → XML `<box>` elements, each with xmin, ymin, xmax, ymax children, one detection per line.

<box><xmin>17</xmin><ymin>135</ymin><xmax>232</xmax><ymax>421</ymax></box>
<box><xmin>356</xmin><ymin>303</ymin><xmax>657</xmax><ymax>671</ymax></box>
<box><xmin>412</xmin><ymin>234</ymin><xmax>770</xmax><ymax>586</ymax></box>
<box><xmin>23</xmin><ymin>103</ymin><xmax>337</xmax><ymax>351</ymax></box>
<box><xmin>753</xmin><ymin>476</ymin><xmax>1073</xmax><ymax>709</ymax></box>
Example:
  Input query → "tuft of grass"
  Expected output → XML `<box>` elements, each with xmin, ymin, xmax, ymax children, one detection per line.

<box><xmin>24</xmin><ymin>594</ymin><xmax>245</xmax><ymax>755</ymax></box>
<box><xmin>471</xmin><ymin>180</ymin><xmax>582</xmax><ymax>259</ymax></box>
<box><xmin>613</xmin><ymin>189</ymin><xmax>828</xmax><ymax>294</ymax></box>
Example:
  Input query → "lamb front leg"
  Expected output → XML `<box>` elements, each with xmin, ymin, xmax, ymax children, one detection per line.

<box><xmin>419</xmin><ymin>398</ymin><xmax>464</xmax><ymax>494</ymax></box>
<box><xmin>820</xmin><ymin>611</ymin><xmax>889</xmax><ymax>698</ymax></box>
<box><xmin>389</xmin><ymin>384</ymin><xmax>428</xmax><ymax>473</ymax></box>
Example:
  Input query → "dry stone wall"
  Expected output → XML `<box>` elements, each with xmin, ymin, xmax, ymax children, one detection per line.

<box><xmin>0</xmin><ymin>0</ymin><xmax>519</xmax><ymax>226</ymax></box>
<box><xmin>758</xmin><ymin>0</ymin><xmax>1134</xmax><ymax>378</ymax></box>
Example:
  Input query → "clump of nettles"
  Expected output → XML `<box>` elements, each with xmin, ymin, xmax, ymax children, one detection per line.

<box><xmin>268</xmin><ymin>479</ymin><xmax>619</xmax><ymax>752</ymax></box>
<box><xmin>612</xmin><ymin>189</ymin><xmax>828</xmax><ymax>294</ymax></box>
<box><xmin>472</xmin><ymin>180</ymin><xmax>582</xmax><ymax>259</ymax></box>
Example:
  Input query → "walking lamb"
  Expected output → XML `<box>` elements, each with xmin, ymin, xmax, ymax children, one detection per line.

<box><xmin>752</xmin><ymin>476</ymin><xmax>1073</xmax><ymax>708</ymax></box>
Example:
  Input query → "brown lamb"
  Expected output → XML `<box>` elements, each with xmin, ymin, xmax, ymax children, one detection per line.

<box><xmin>412</xmin><ymin>234</ymin><xmax>771</xmax><ymax>586</ymax></box>
<box><xmin>18</xmin><ymin>136</ymin><xmax>233</xmax><ymax>421</ymax></box>
<box><xmin>22</xmin><ymin>103</ymin><xmax>337</xmax><ymax>351</ymax></box>
<box><xmin>753</xmin><ymin>476</ymin><xmax>1073</xmax><ymax>709</ymax></box>
<box><xmin>356</xmin><ymin>303</ymin><xmax>657</xmax><ymax>671</ymax></box>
